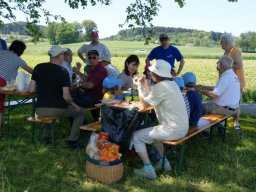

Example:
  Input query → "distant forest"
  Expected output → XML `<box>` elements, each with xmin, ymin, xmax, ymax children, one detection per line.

<box><xmin>1</xmin><ymin>22</ymin><xmax>256</xmax><ymax>51</ymax></box>
<box><xmin>105</xmin><ymin>27</ymin><xmax>223</xmax><ymax>47</ymax></box>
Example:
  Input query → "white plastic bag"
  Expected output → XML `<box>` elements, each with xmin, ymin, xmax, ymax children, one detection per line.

<box><xmin>16</xmin><ymin>71</ymin><xmax>29</xmax><ymax>91</ymax></box>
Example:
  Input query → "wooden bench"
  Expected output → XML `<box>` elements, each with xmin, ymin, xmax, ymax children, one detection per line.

<box><xmin>80</xmin><ymin>121</ymin><xmax>102</xmax><ymax>132</ymax></box>
<box><xmin>27</xmin><ymin>116</ymin><xmax>60</xmax><ymax>146</ymax></box>
<box><xmin>161</xmin><ymin>113</ymin><xmax>233</xmax><ymax>175</ymax></box>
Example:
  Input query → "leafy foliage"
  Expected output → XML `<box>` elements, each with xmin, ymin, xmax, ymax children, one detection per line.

<box><xmin>81</xmin><ymin>19</ymin><xmax>97</xmax><ymax>40</ymax></box>
<box><xmin>45</xmin><ymin>22</ymin><xmax>83</xmax><ymax>44</ymax></box>
<box><xmin>106</xmin><ymin>26</ymin><xmax>223</xmax><ymax>47</ymax></box>
<box><xmin>236</xmin><ymin>32</ymin><xmax>256</xmax><ymax>52</ymax></box>
<box><xmin>0</xmin><ymin>0</ymin><xmax>239</xmax><ymax>43</ymax></box>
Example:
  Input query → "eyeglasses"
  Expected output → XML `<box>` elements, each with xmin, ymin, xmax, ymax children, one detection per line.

<box><xmin>88</xmin><ymin>56</ymin><xmax>97</xmax><ymax>60</ymax></box>
<box><xmin>160</xmin><ymin>38</ymin><xmax>169</xmax><ymax>42</ymax></box>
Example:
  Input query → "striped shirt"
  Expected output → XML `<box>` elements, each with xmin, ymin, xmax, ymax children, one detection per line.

<box><xmin>182</xmin><ymin>93</ymin><xmax>191</xmax><ymax>119</ymax></box>
<box><xmin>0</xmin><ymin>50</ymin><xmax>27</xmax><ymax>81</ymax></box>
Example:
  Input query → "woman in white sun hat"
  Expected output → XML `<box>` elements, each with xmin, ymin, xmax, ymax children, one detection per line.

<box><xmin>130</xmin><ymin>59</ymin><xmax>188</xmax><ymax>179</ymax></box>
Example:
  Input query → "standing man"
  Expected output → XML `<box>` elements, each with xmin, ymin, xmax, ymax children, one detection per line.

<box><xmin>29</xmin><ymin>45</ymin><xmax>85</xmax><ymax>149</ymax></box>
<box><xmin>77</xmin><ymin>29</ymin><xmax>111</xmax><ymax>74</ymax></box>
<box><xmin>145</xmin><ymin>33</ymin><xmax>185</xmax><ymax>77</ymax></box>
<box><xmin>0</xmin><ymin>40</ymin><xmax>33</xmax><ymax>137</ymax></box>
<box><xmin>220</xmin><ymin>33</ymin><xmax>245</xmax><ymax>131</ymax></box>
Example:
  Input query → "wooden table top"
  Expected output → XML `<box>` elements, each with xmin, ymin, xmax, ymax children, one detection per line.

<box><xmin>96</xmin><ymin>100</ymin><xmax>154</xmax><ymax>113</ymax></box>
<box><xmin>0</xmin><ymin>90</ymin><xmax>37</xmax><ymax>97</ymax></box>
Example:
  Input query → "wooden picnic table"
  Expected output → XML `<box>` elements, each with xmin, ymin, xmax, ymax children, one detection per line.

<box><xmin>0</xmin><ymin>90</ymin><xmax>37</xmax><ymax>136</ymax></box>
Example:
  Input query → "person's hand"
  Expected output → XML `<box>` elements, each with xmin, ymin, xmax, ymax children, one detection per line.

<box><xmin>139</xmin><ymin>76</ymin><xmax>146</xmax><ymax>86</ymax></box>
<box><xmin>194</xmin><ymin>84</ymin><xmax>203</xmax><ymax>92</ymax></box>
<box><xmin>133</xmin><ymin>76</ymin><xmax>139</xmax><ymax>88</ymax></box>
<box><xmin>71</xmin><ymin>102</ymin><xmax>80</xmax><ymax>112</ymax></box>
<box><xmin>72</xmin><ymin>66</ymin><xmax>80</xmax><ymax>74</ymax></box>
<box><xmin>76</xmin><ymin>62</ymin><xmax>82</xmax><ymax>70</ymax></box>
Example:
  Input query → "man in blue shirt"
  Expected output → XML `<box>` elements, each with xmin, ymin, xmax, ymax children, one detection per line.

<box><xmin>145</xmin><ymin>33</ymin><xmax>185</xmax><ymax>77</ymax></box>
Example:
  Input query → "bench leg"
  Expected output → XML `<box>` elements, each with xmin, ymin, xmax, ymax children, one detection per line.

<box><xmin>30</xmin><ymin>122</ymin><xmax>35</xmax><ymax>143</ymax></box>
<box><xmin>177</xmin><ymin>143</ymin><xmax>186</xmax><ymax>176</ymax></box>
<box><xmin>50</xmin><ymin>120</ymin><xmax>56</xmax><ymax>146</ymax></box>
<box><xmin>217</xmin><ymin>121</ymin><xmax>226</xmax><ymax>142</ymax></box>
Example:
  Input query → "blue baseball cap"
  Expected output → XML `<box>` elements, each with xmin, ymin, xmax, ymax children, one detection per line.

<box><xmin>103</xmin><ymin>76</ymin><xmax>123</xmax><ymax>89</ymax></box>
<box><xmin>182</xmin><ymin>72</ymin><xmax>196</xmax><ymax>86</ymax></box>
<box><xmin>174</xmin><ymin>77</ymin><xmax>185</xmax><ymax>89</ymax></box>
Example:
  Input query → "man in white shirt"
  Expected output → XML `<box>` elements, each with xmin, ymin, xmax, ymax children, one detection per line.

<box><xmin>195</xmin><ymin>55</ymin><xmax>240</xmax><ymax>115</ymax></box>
<box><xmin>77</xmin><ymin>30</ymin><xmax>111</xmax><ymax>74</ymax></box>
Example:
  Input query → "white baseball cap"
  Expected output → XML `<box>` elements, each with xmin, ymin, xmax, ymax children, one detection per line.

<box><xmin>148</xmin><ymin>59</ymin><xmax>172</xmax><ymax>78</ymax></box>
<box><xmin>48</xmin><ymin>45</ymin><xmax>67</xmax><ymax>57</ymax></box>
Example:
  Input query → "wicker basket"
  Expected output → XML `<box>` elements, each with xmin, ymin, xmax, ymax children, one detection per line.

<box><xmin>85</xmin><ymin>155</ymin><xmax>124</xmax><ymax>184</ymax></box>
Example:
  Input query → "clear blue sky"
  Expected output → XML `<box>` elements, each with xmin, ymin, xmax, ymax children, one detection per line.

<box><xmin>7</xmin><ymin>0</ymin><xmax>256</xmax><ymax>38</ymax></box>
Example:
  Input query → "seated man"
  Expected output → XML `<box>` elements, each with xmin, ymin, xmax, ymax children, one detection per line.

<box><xmin>29</xmin><ymin>45</ymin><xmax>85</xmax><ymax>149</ymax></box>
<box><xmin>195</xmin><ymin>55</ymin><xmax>240</xmax><ymax>116</ymax></box>
<box><xmin>74</xmin><ymin>50</ymin><xmax>108</xmax><ymax>121</ymax></box>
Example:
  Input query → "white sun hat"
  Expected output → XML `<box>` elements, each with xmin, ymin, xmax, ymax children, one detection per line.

<box><xmin>148</xmin><ymin>59</ymin><xmax>172</xmax><ymax>78</ymax></box>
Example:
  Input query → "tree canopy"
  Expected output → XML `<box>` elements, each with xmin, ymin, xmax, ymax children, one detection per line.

<box><xmin>0</xmin><ymin>0</ymin><xmax>238</xmax><ymax>43</ymax></box>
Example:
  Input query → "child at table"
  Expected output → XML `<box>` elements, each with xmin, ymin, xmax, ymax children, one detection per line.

<box><xmin>102</xmin><ymin>76</ymin><xmax>123</xmax><ymax>100</ymax></box>
<box><xmin>182</xmin><ymin>72</ymin><xmax>202</xmax><ymax>127</ymax></box>
<box><xmin>130</xmin><ymin>59</ymin><xmax>188</xmax><ymax>179</ymax></box>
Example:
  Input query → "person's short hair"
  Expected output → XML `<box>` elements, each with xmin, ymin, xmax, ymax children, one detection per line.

<box><xmin>220</xmin><ymin>33</ymin><xmax>235</xmax><ymax>46</ymax></box>
<box><xmin>124</xmin><ymin>55</ymin><xmax>140</xmax><ymax>76</ymax></box>
<box><xmin>159</xmin><ymin>33</ymin><xmax>169</xmax><ymax>40</ymax></box>
<box><xmin>64</xmin><ymin>48</ymin><xmax>72</xmax><ymax>55</ymax></box>
<box><xmin>218</xmin><ymin>55</ymin><xmax>233</xmax><ymax>69</ymax></box>
<box><xmin>87</xmin><ymin>50</ymin><xmax>99</xmax><ymax>56</ymax></box>
<box><xmin>9</xmin><ymin>40</ymin><xmax>26</xmax><ymax>56</ymax></box>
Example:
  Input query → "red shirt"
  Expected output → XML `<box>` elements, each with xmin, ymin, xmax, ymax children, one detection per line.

<box><xmin>84</xmin><ymin>63</ymin><xmax>108</xmax><ymax>99</ymax></box>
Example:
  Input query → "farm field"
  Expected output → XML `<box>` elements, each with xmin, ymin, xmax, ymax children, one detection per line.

<box><xmin>22</xmin><ymin>41</ymin><xmax>256</xmax><ymax>90</ymax></box>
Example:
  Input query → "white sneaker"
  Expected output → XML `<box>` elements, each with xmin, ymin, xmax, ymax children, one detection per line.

<box><xmin>154</xmin><ymin>160</ymin><xmax>172</xmax><ymax>172</ymax></box>
<box><xmin>133</xmin><ymin>167</ymin><xmax>157</xmax><ymax>179</ymax></box>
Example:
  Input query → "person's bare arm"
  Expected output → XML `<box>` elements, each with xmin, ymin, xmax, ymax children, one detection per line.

<box><xmin>78</xmin><ymin>52</ymin><xmax>85</xmax><ymax>63</ymax></box>
<box><xmin>176</xmin><ymin>59</ymin><xmax>185</xmax><ymax>76</ymax></box>
<box><xmin>22</xmin><ymin>65</ymin><xmax>33</xmax><ymax>74</ymax></box>
<box><xmin>200</xmin><ymin>89</ymin><xmax>219</xmax><ymax>99</ymax></box>
<box><xmin>80</xmin><ymin>81</ymin><xmax>95</xmax><ymax>89</ymax></box>
<box><xmin>232</xmin><ymin>52</ymin><xmax>243</xmax><ymax>69</ymax></box>
<box><xmin>28</xmin><ymin>80</ymin><xmax>36</xmax><ymax>93</ymax></box>
<box><xmin>63</xmin><ymin>87</ymin><xmax>80</xmax><ymax>112</ymax></box>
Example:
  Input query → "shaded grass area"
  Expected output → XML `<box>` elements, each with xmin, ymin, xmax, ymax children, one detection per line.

<box><xmin>1</xmin><ymin>105</ymin><xmax>256</xmax><ymax>191</ymax></box>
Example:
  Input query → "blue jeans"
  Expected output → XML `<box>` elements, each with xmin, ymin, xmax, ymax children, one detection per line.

<box><xmin>74</xmin><ymin>92</ymin><xmax>100</xmax><ymax>121</ymax></box>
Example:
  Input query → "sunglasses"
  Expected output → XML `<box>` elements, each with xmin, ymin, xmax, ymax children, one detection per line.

<box><xmin>88</xmin><ymin>56</ymin><xmax>97</xmax><ymax>60</ymax></box>
<box><xmin>160</xmin><ymin>38</ymin><xmax>169</xmax><ymax>42</ymax></box>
